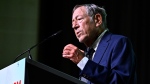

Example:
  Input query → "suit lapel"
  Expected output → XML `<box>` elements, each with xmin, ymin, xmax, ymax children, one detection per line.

<box><xmin>93</xmin><ymin>32</ymin><xmax>111</xmax><ymax>63</ymax></box>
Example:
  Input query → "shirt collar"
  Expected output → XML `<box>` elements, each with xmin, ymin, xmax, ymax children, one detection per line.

<box><xmin>90</xmin><ymin>29</ymin><xmax>108</xmax><ymax>51</ymax></box>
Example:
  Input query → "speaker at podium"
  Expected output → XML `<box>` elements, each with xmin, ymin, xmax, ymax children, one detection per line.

<box><xmin>0</xmin><ymin>58</ymin><xmax>86</xmax><ymax>84</ymax></box>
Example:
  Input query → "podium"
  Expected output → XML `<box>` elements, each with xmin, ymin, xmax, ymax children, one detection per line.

<box><xmin>0</xmin><ymin>58</ymin><xmax>86</xmax><ymax>84</ymax></box>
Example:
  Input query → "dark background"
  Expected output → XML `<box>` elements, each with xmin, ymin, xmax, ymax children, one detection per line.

<box><xmin>37</xmin><ymin>0</ymin><xmax>149</xmax><ymax>84</ymax></box>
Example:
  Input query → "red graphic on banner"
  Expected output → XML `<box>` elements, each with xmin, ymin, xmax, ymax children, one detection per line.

<box><xmin>14</xmin><ymin>80</ymin><xmax>21</xmax><ymax>84</ymax></box>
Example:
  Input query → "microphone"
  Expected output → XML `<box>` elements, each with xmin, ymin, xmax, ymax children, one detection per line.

<box><xmin>13</xmin><ymin>30</ymin><xmax>63</xmax><ymax>63</ymax></box>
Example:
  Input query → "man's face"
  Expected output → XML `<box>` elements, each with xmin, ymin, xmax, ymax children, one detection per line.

<box><xmin>72</xmin><ymin>6</ymin><xmax>96</xmax><ymax>43</ymax></box>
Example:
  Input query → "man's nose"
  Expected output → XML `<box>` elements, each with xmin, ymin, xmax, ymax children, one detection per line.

<box><xmin>72</xmin><ymin>22</ymin><xmax>79</xmax><ymax>29</ymax></box>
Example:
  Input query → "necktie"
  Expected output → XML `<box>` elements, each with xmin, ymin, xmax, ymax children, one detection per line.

<box><xmin>85</xmin><ymin>47</ymin><xmax>95</xmax><ymax>60</ymax></box>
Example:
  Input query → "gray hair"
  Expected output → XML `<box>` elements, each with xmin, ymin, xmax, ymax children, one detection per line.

<box><xmin>72</xmin><ymin>4</ymin><xmax>107</xmax><ymax>29</ymax></box>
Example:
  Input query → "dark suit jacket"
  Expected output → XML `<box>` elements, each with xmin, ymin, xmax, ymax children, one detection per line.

<box><xmin>80</xmin><ymin>31</ymin><xmax>137</xmax><ymax>84</ymax></box>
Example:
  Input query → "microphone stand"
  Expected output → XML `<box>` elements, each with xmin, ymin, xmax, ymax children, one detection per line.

<box><xmin>13</xmin><ymin>30</ymin><xmax>62</xmax><ymax>63</ymax></box>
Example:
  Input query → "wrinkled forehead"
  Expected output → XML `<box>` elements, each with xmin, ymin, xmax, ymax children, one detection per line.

<box><xmin>72</xmin><ymin>6</ymin><xmax>87</xmax><ymax>19</ymax></box>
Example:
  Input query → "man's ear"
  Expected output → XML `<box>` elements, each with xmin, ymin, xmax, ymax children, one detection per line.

<box><xmin>94</xmin><ymin>14</ymin><xmax>102</xmax><ymax>27</ymax></box>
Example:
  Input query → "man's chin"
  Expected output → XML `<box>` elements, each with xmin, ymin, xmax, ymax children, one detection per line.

<box><xmin>78</xmin><ymin>37</ymin><xmax>86</xmax><ymax>43</ymax></box>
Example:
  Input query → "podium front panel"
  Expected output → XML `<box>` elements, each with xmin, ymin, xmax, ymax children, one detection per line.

<box><xmin>0</xmin><ymin>58</ymin><xmax>26</xmax><ymax>84</ymax></box>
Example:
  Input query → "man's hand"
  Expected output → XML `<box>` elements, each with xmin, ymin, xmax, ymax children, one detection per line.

<box><xmin>62</xmin><ymin>44</ymin><xmax>84</xmax><ymax>64</ymax></box>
